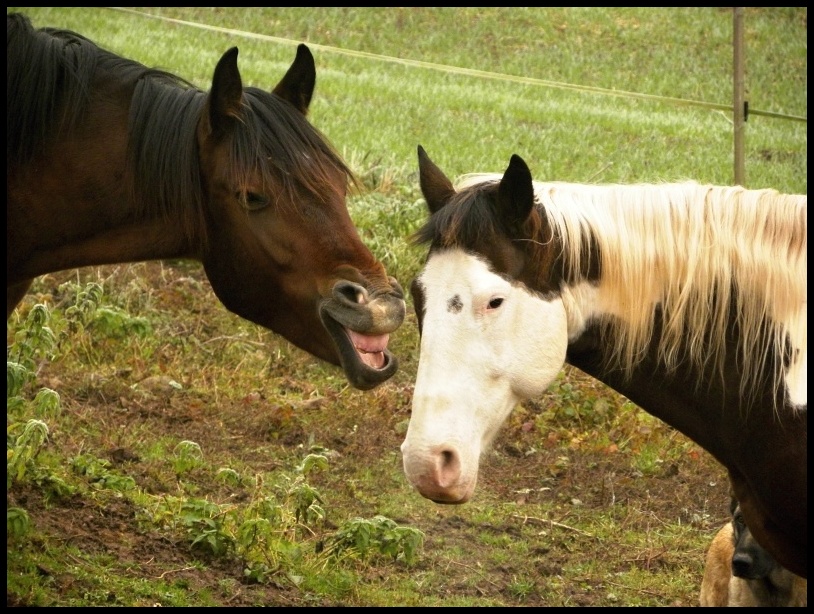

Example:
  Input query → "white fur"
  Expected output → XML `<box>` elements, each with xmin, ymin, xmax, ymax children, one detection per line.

<box><xmin>402</xmin><ymin>179</ymin><xmax>807</xmax><ymax>502</ymax></box>
<box><xmin>401</xmin><ymin>249</ymin><xmax>568</xmax><ymax>502</ymax></box>
<box><xmin>784</xmin><ymin>306</ymin><xmax>807</xmax><ymax>408</ymax></box>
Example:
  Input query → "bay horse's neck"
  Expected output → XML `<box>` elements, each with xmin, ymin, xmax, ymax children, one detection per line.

<box><xmin>7</xmin><ymin>126</ymin><xmax>196</xmax><ymax>286</ymax></box>
<box><xmin>17</xmin><ymin>217</ymin><xmax>194</xmax><ymax>283</ymax></box>
<box><xmin>7</xmin><ymin>76</ymin><xmax>203</xmax><ymax>286</ymax></box>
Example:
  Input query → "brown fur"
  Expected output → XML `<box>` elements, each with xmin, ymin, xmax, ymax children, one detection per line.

<box><xmin>700</xmin><ymin>516</ymin><xmax>807</xmax><ymax>606</ymax></box>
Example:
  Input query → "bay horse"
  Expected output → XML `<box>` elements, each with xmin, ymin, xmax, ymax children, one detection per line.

<box><xmin>401</xmin><ymin>146</ymin><xmax>806</xmax><ymax>578</ymax></box>
<box><xmin>7</xmin><ymin>13</ymin><xmax>405</xmax><ymax>390</ymax></box>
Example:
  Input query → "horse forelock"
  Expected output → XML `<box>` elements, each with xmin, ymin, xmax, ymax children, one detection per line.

<box><xmin>421</xmin><ymin>173</ymin><xmax>807</xmax><ymax>409</ymax></box>
<box><xmin>413</xmin><ymin>177</ymin><xmax>506</xmax><ymax>250</ymax></box>
<box><xmin>234</xmin><ymin>89</ymin><xmax>357</xmax><ymax>207</ymax></box>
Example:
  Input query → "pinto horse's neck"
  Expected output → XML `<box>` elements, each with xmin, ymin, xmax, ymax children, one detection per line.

<box><xmin>565</xmin><ymin>314</ymin><xmax>807</xmax><ymax>579</ymax></box>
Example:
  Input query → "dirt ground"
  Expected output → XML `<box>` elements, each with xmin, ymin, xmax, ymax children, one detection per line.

<box><xmin>7</xmin><ymin>263</ymin><xmax>732</xmax><ymax>606</ymax></box>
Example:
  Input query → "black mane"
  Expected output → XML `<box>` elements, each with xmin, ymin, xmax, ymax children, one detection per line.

<box><xmin>7</xmin><ymin>12</ymin><xmax>356</xmax><ymax>235</ymax></box>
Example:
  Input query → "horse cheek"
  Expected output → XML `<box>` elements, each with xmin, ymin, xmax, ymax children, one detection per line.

<box><xmin>510</xmin><ymin>295</ymin><xmax>569</xmax><ymax>400</ymax></box>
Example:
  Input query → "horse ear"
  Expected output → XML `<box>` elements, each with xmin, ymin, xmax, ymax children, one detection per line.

<box><xmin>418</xmin><ymin>145</ymin><xmax>456</xmax><ymax>215</ymax></box>
<box><xmin>496</xmin><ymin>154</ymin><xmax>535</xmax><ymax>234</ymax></box>
<box><xmin>207</xmin><ymin>47</ymin><xmax>243</xmax><ymax>140</ymax></box>
<box><xmin>272</xmin><ymin>43</ymin><xmax>316</xmax><ymax>116</ymax></box>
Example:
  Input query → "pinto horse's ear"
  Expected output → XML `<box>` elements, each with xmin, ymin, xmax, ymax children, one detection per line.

<box><xmin>496</xmin><ymin>154</ymin><xmax>535</xmax><ymax>235</ymax></box>
<box><xmin>418</xmin><ymin>145</ymin><xmax>456</xmax><ymax>215</ymax></box>
<box><xmin>272</xmin><ymin>43</ymin><xmax>316</xmax><ymax>116</ymax></box>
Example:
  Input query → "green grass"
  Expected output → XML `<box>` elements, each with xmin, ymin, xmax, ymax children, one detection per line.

<box><xmin>7</xmin><ymin>7</ymin><xmax>806</xmax><ymax>608</ymax></box>
<box><xmin>10</xmin><ymin>7</ymin><xmax>806</xmax><ymax>196</ymax></box>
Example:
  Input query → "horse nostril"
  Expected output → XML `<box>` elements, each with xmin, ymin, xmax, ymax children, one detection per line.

<box><xmin>436</xmin><ymin>448</ymin><xmax>461</xmax><ymax>488</ymax></box>
<box><xmin>333</xmin><ymin>280</ymin><xmax>368</xmax><ymax>305</ymax></box>
<box><xmin>731</xmin><ymin>553</ymin><xmax>753</xmax><ymax>578</ymax></box>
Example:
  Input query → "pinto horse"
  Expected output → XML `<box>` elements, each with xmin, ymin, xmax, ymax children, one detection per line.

<box><xmin>7</xmin><ymin>13</ymin><xmax>405</xmax><ymax>390</ymax></box>
<box><xmin>401</xmin><ymin>146</ymin><xmax>806</xmax><ymax>578</ymax></box>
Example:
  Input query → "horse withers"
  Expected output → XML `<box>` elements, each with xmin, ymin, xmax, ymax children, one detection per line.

<box><xmin>401</xmin><ymin>146</ymin><xmax>806</xmax><ymax>577</ymax></box>
<box><xmin>700</xmin><ymin>497</ymin><xmax>807</xmax><ymax>606</ymax></box>
<box><xmin>6</xmin><ymin>13</ymin><xmax>405</xmax><ymax>390</ymax></box>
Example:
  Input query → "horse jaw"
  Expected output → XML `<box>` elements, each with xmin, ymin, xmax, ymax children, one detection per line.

<box><xmin>319</xmin><ymin>278</ymin><xmax>406</xmax><ymax>390</ymax></box>
<box><xmin>320</xmin><ymin>313</ymin><xmax>399</xmax><ymax>390</ymax></box>
<box><xmin>401</xmin><ymin>249</ymin><xmax>569</xmax><ymax>502</ymax></box>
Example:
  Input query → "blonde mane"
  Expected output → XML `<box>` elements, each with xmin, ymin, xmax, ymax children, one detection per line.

<box><xmin>459</xmin><ymin>175</ymin><xmax>807</xmax><ymax>405</ymax></box>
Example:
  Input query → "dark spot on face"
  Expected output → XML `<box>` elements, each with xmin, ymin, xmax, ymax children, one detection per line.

<box><xmin>447</xmin><ymin>295</ymin><xmax>462</xmax><ymax>313</ymax></box>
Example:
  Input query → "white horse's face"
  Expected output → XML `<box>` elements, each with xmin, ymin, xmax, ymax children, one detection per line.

<box><xmin>401</xmin><ymin>248</ymin><xmax>569</xmax><ymax>503</ymax></box>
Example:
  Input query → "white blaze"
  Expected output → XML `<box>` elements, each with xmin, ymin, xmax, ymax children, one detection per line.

<box><xmin>402</xmin><ymin>249</ymin><xmax>570</xmax><ymax>501</ymax></box>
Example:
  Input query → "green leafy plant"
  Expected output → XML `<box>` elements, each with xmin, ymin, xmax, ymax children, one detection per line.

<box><xmin>8</xmin><ymin>303</ymin><xmax>57</xmax><ymax>374</ymax></box>
<box><xmin>7</xmin><ymin>419</ymin><xmax>50</xmax><ymax>486</ymax></box>
<box><xmin>70</xmin><ymin>453</ymin><xmax>137</xmax><ymax>492</ymax></box>
<box><xmin>63</xmin><ymin>281</ymin><xmax>104</xmax><ymax>333</ymax></box>
<box><xmin>7</xmin><ymin>507</ymin><xmax>32</xmax><ymax>540</ymax></box>
<box><xmin>173</xmin><ymin>440</ymin><xmax>205</xmax><ymax>476</ymax></box>
<box><xmin>89</xmin><ymin>306</ymin><xmax>152</xmax><ymax>339</ymax></box>
<box><xmin>324</xmin><ymin>515</ymin><xmax>425</xmax><ymax>565</ymax></box>
<box><xmin>181</xmin><ymin>499</ymin><xmax>235</xmax><ymax>557</ymax></box>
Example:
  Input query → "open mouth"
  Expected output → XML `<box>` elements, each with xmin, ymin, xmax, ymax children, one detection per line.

<box><xmin>319</xmin><ymin>309</ymin><xmax>399</xmax><ymax>390</ymax></box>
<box><xmin>347</xmin><ymin>329</ymin><xmax>388</xmax><ymax>369</ymax></box>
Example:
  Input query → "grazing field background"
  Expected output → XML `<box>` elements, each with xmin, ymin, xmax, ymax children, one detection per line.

<box><xmin>7</xmin><ymin>7</ymin><xmax>806</xmax><ymax>607</ymax></box>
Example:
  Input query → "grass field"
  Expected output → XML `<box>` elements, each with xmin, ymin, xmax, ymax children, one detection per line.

<box><xmin>7</xmin><ymin>7</ymin><xmax>807</xmax><ymax>607</ymax></box>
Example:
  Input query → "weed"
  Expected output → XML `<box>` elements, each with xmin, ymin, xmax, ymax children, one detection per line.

<box><xmin>324</xmin><ymin>515</ymin><xmax>425</xmax><ymax>565</ymax></box>
<box><xmin>7</xmin><ymin>419</ymin><xmax>50</xmax><ymax>485</ymax></box>
<box><xmin>508</xmin><ymin>575</ymin><xmax>536</xmax><ymax>601</ymax></box>
<box><xmin>173</xmin><ymin>440</ymin><xmax>205</xmax><ymax>476</ymax></box>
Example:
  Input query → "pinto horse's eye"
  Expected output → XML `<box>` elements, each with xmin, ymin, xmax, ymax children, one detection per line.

<box><xmin>487</xmin><ymin>297</ymin><xmax>504</xmax><ymax>310</ymax></box>
<box><xmin>238</xmin><ymin>191</ymin><xmax>270</xmax><ymax>211</ymax></box>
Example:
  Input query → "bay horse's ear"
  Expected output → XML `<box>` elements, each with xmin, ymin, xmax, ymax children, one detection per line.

<box><xmin>207</xmin><ymin>47</ymin><xmax>243</xmax><ymax>140</ymax></box>
<box><xmin>496</xmin><ymin>154</ymin><xmax>535</xmax><ymax>234</ymax></box>
<box><xmin>272</xmin><ymin>43</ymin><xmax>316</xmax><ymax>116</ymax></box>
<box><xmin>418</xmin><ymin>145</ymin><xmax>456</xmax><ymax>215</ymax></box>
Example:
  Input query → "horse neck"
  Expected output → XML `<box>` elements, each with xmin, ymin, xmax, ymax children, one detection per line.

<box><xmin>562</xmin><ymin>308</ymin><xmax>801</xmax><ymax>469</ymax></box>
<box><xmin>8</xmin><ymin>80</ymin><xmax>203</xmax><ymax>283</ymax></box>
<box><xmin>564</xmin><ymin>319</ymin><xmax>733</xmax><ymax>457</ymax></box>
<box><xmin>12</xmin><ymin>211</ymin><xmax>194</xmax><ymax>285</ymax></box>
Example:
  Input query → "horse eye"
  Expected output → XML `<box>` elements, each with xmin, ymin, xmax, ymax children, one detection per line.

<box><xmin>487</xmin><ymin>297</ymin><xmax>504</xmax><ymax>310</ymax></box>
<box><xmin>238</xmin><ymin>191</ymin><xmax>270</xmax><ymax>211</ymax></box>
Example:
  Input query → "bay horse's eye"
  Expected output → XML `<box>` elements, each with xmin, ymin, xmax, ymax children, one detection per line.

<box><xmin>487</xmin><ymin>297</ymin><xmax>504</xmax><ymax>310</ymax></box>
<box><xmin>238</xmin><ymin>191</ymin><xmax>270</xmax><ymax>211</ymax></box>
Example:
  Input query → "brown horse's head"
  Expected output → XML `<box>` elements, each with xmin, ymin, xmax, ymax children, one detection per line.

<box><xmin>196</xmin><ymin>45</ymin><xmax>405</xmax><ymax>390</ymax></box>
<box><xmin>7</xmin><ymin>15</ymin><xmax>404</xmax><ymax>391</ymax></box>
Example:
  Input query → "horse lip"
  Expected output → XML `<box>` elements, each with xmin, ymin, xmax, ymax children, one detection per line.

<box><xmin>430</xmin><ymin>495</ymin><xmax>469</xmax><ymax>505</ymax></box>
<box><xmin>319</xmin><ymin>305</ymin><xmax>399</xmax><ymax>391</ymax></box>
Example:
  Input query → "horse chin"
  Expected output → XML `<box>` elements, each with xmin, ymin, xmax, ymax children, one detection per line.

<box><xmin>430</xmin><ymin>493</ymin><xmax>471</xmax><ymax>505</ymax></box>
<box><xmin>319</xmin><ymin>309</ymin><xmax>399</xmax><ymax>390</ymax></box>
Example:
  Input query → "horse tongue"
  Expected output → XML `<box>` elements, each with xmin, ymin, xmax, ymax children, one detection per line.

<box><xmin>348</xmin><ymin>330</ymin><xmax>389</xmax><ymax>369</ymax></box>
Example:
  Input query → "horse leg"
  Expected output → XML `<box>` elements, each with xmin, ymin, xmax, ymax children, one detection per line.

<box><xmin>7</xmin><ymin>279</ymin><xmax>32</xmax><ymax>319</ymax></box>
